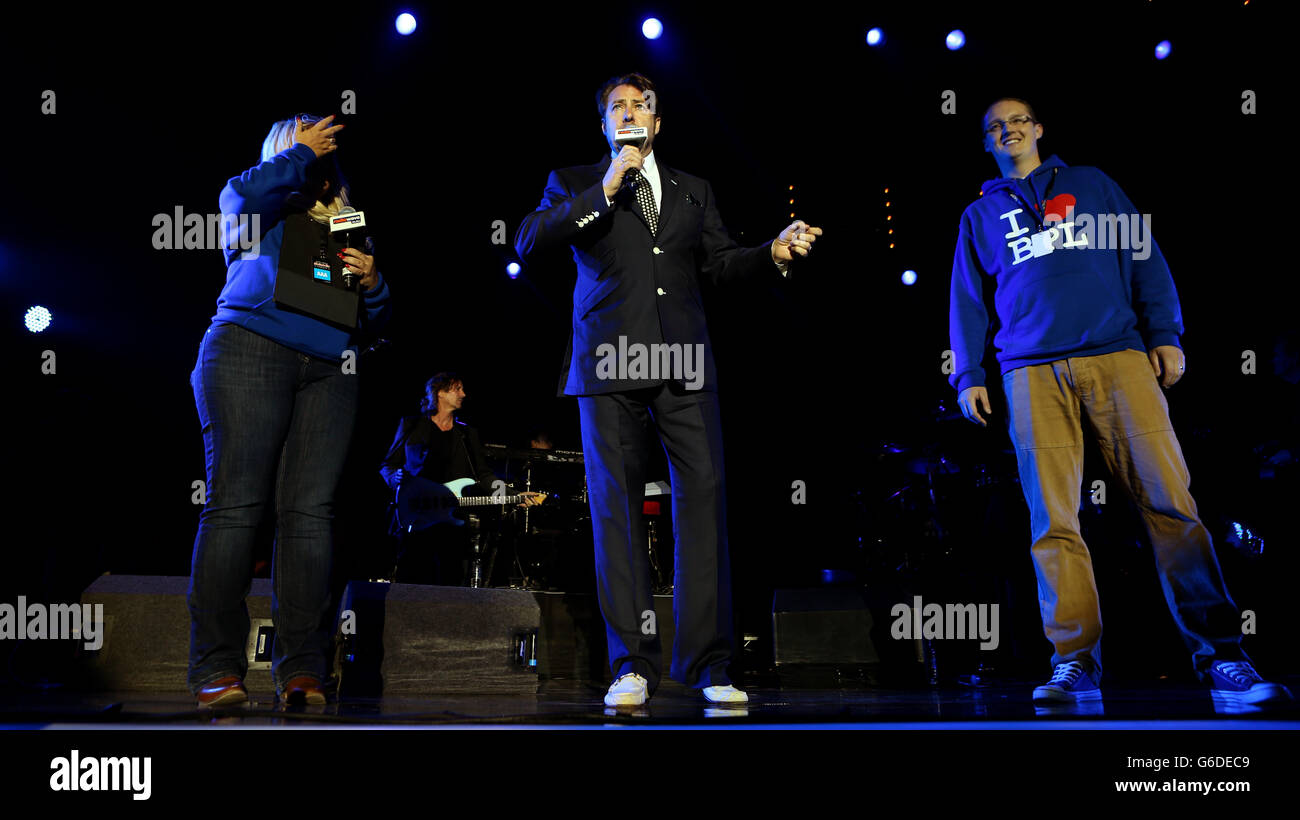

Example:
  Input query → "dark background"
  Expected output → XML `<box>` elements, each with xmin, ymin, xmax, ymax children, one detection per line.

<box><xmin>7</xmin><ymin>1</ymin><xmax>1293</xmax><ymax>680</ymax></box>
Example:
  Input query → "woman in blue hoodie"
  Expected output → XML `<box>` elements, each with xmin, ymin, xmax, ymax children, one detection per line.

<box><xmin>187</xmin><ymin>114</ymin><xmax>393</xmax><ymax>708</ymax></box>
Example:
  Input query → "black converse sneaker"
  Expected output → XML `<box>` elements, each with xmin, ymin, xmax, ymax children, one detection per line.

<box><xmin>1033</xmin><ymin>661</ymin><xmax>1101</xmax><ymax>703</ymax></box>
<box><xmin>1209</xmin><ymin>661</ymin><xmax>1291</xmax><ymax>705</ymax></box>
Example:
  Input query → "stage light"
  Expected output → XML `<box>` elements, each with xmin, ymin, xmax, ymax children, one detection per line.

<box><xmin>866</xmin><ymin>27</ymin><xmax>884</xmax><ymax>46</ymax></box>
<box><xmin>642</xmin><ymin>18</ymin><xmax>663</xmax><ymax>40</ymax></box>
<box><xmin>506</xmin><ymin>262</ymin><xmax>521</xmax><ymax>279</ymax></box>
<box><xmin>396</xmin><ymin>13</ymin><xmax>417</xmax><ymax>35</ymax></box>
<box><xmin>946</xmin><ymin>30</ymin><xmax>966</xmax><ymax>50</ymax></box>
<box><xmin>25</xmin><ymin>305</ymin><xmax>52</xmax><ymax>333</ymax></box>
<box><xmin>1155</xmin><ymin>40</ymin><xmax>1172</xmax><ymax>60</ymax></box>
<box><xmin>901</xmin><ymin>270</ymin><xmax>917</xmax><ymax>286</ymax></box>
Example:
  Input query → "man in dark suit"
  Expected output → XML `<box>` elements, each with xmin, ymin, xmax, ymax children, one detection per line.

<box><xmin>515</xmin><ymin>73</ymin><xmax>822</xmax><ymax>706</ymax></box>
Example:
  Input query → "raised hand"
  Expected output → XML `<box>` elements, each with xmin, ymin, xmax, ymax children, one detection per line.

<box><xmin>295</xmin><ymin>115</ymin><xmax>344</xmax><ymax>159</ymax></box>
<box><xmin>602</xmin><ymin>145</ymin><xmax>645</xmax><ymax>200</ymax></box>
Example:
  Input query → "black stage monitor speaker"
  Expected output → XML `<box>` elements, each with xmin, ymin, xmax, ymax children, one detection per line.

<box><xmin>78</xmin><ymin>574</ymin><xmax>276</xmax><ymax>693</ymax></box>
<box><xmin>772</xmin><ymin>587</ymin><xmax>879</xmax><ymax>666</ymax></box>
<box><xmin>337</xmin><ymin>582</ymin><xmax>540</xmax><ymax>696</ymax></box>
<box><xmin>77</xmin><ymin>576</ymin><xmax>542</xmax><ymax>697</ymax></box>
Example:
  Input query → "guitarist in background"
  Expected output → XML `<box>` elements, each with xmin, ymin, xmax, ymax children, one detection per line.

<box><xmin>380</xmin><ymin>372</ymin><xmax>542</xmax><ymax>584</ymax></box>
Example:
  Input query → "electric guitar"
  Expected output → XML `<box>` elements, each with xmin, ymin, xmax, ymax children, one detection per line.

<box><xmin>395</xmin><ymin>475</ymin><xmax>546</xmax><ymax>533</ymax></box>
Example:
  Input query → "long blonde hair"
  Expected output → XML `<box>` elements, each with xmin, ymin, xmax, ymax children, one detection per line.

<box><xmin>261</xmin><ymin>115</ymin><xmax>351</xmax><ymax>223</ymax></box>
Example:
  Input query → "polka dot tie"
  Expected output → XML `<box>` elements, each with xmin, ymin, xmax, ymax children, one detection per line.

<box><xmin>630</xmin><ymin>170</ymin><xmax>658</xmax><ymax>237</ymax></box>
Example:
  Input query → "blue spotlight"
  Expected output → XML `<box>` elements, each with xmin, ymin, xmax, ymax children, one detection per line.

<box><xmin>866</xmin><ymin>27</ymin><xmax>885</xmax><ymax>46</ymax></box>
<box><xmin>506</xmin><ymin>262</ymin><xmax>521</xmax><ymax>279</ymax></box>
<box><xmin>25</xmin><ymin>305</ymin><xmax>52</xmax><ymax>333</ymax></box>
<box><xmin>945</xmin><ymin>30</ymin><xmax>966</xmax><ymax>50</ymax></box>
<box><xmin>901</xmin><ymin>270</ymin><xmax>918</xmax><ymax>286</ymax></box>
<box><xmin>1155</xmin><ymin>40</ymin><xmax>1172</xmax><ymax>60</ymax></box>
<box><xmin>642</xmin><ymin>17</ymin><xmax>663</xmax><ymax>40</ymax></box>
<box><xmin>395</xmin><ymin>13</ymin><xmax>417</xmax><ymax>36</ymax></box>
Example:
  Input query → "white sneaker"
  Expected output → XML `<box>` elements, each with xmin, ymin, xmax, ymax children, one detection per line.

<box><xmin>605</xmin><ymin>674</ymin><xmax>649</xmax><ymax>706</ymax></box>
<box><xmin>702</xmin><ymin>684</ymin><xmax>748</xmax><ymax>703</ymax></box>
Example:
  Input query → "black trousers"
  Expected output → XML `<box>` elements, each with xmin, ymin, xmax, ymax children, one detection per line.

<box><xmin>577</xmin><ymin>381</ymin><xmax>734</xmax><ymax>691</ymax></box>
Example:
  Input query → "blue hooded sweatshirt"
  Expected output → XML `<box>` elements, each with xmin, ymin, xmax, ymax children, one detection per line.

<box><xmin>948</xmin><ymin>155</ymin><xmax>1182</xmax><ymax>395</ymax></box>
<box><xmin>210</xmin><ymin>142</ymin><xmax>392</xmax><ymax>361</ymax></box>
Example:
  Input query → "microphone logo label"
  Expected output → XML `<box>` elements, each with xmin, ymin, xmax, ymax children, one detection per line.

<box><xmin>330</xmin><ymin>212</ymin><xmax>365</xmax><ymax>230</ymax></box>
<box><xmin>614</xmin><ymin>126</ymin><xmax>648</xmax><ymax>145</ymax></box>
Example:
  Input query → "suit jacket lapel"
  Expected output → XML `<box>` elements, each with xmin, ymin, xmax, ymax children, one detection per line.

<box><xmin>655</xmin><ymin>162</ymin><xmax>678</xmax><ymax>238</ymax></box>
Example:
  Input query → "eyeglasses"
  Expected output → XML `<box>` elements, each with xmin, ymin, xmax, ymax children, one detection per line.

<box><xmin>985</xmin><ymin>115</ymin><xmax>1035</xmax><ymax>135</ymax></box>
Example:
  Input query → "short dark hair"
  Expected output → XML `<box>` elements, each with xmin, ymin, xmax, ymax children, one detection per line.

<box><xmin>983</xmin><ymin>97</ymin><xmax>1040</xmax><ymax>134</ymax></box>
<box><xmin>596</xmin><ymin>73</ymin><xmax>660</xmax><ymax>119</ymax></box>
<box><xmin>420</xmin><ymin>372</ymin><xmax>462</xmax><ymax>415</ymax></box>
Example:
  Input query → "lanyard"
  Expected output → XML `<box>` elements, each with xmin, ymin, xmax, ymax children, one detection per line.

<box><xmin>1005</xmin><ymin>167</ymin><xmax>1059</xmax><ymax>231</ymax></box>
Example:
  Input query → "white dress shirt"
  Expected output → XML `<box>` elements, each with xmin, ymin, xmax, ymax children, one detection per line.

<box><xmin>603</xmin><ymin>150</ymin><xmax>787</xmax><ymax>276</ymax></box>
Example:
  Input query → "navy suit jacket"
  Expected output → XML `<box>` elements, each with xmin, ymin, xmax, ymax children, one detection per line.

<box><xmin>515</xmin><ymin>154</ymin><xmax>781</xmax><ymax>396</ymax></box>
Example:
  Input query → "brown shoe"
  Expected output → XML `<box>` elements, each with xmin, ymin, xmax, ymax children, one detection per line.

<box><xmin>196</xmin><ymin>676</ymin><xmax>248</xmax><ymax>708</ymax></box>
<box><xmin>280</xmin><ymin>676</ymin><xmax>326</xmax><ymax>705</ymax></box>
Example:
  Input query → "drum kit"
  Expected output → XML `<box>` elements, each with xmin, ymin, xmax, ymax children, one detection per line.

<box><xmin>464</xmin><ymin>399</ymin><xmax>1026</xmax><ymax>593</ymax></box>
<box><xmin>854</xmin><ymin>399</ymin><xmax>1022</xmax><ymax>578</ymax></box>
<box><xmin>476</xmin><ymin>445</ymin><xmax>675</xmax><ymax>592</ymax></box>
<box><xmin>468</xmin><ymin>400</ymin><xmax>1025</xmax><ymax>592</ymax></box>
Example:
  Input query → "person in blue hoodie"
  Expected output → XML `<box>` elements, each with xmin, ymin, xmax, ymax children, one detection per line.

<box><xmin>187</xmin><ymin>114</ymin><xmax>393</xmax><ymax>708</ymax></box>
<box><xmin>948</xmin><ymin>98</ymin><xmax>1286</xmax><ymax>706</ymax></box>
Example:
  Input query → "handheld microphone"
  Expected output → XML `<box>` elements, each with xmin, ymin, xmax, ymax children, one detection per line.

<box><xmin>613</xmin><ymin>126</ymin><xmax>648</xmax><ymax>148</ymax></box>
<box><xmin>330</xmin><ymin>206</ymin><xmax>368</xmax><ymax>290</ymax></box>
<box><xmin>613</xmin><ymin>127</ymin><xmax>649</xmax><ymax>191</ymax></box>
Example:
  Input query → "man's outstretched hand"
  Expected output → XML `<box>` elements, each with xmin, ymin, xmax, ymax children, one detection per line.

<box><xmin>771</xmin><ymin>220</ymin><xmax>823</xmax><ymax>263</ymax></box>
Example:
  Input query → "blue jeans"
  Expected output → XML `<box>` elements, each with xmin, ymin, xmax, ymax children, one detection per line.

<box><xmin>187</xmin><ymin>322</ymin><xmax>358</xmax><ymax>694</ymax></box>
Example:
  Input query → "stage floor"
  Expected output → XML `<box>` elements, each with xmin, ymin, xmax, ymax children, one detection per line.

<box><xmin>5</xmin><ymin>677</ymin><xmax>1299</xmax><ymax>730</ymax></box>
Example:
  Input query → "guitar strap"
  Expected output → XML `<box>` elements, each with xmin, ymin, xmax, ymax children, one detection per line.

<box><xmin>456</xmin><ymin>425</ymin><xmax>486</xmax><ymax>495</ymax></box>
